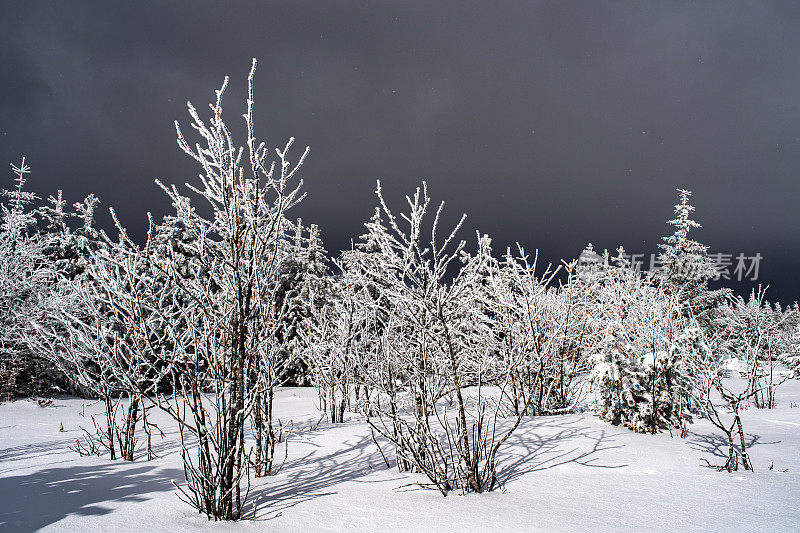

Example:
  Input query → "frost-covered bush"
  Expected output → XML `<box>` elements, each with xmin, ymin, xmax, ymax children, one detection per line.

<box><xmin>341</xmin><ymin>182</ymin><xmax>539</xmax><ymax>495</ymax></box>
<box><xmin>490</xmin><ymin>246</ymin><xmax>592</xmax><ymax>416</ymax></box>
<box><xmin>138</xmin><ymin>59</ymin><xmax>310</xmax><ymax>519</ymax></box>
<box><xmin>721</xmin><ymin>287</ymin><xmax>795</xmax><ymax>408</ymax></box>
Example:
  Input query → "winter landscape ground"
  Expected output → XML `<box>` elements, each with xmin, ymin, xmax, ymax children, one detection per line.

<box><xmin>1</xmin><ymin>377</ymin><xmax>798</xmax><ymax>532</ymax></box>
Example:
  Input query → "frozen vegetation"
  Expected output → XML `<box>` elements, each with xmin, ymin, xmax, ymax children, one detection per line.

<box><xmin>1</xmin><ymin>60</ymin><xmax>799</xmax><ymax>530</ymax></box>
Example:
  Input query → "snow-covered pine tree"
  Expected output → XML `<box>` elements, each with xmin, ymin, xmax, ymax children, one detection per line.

<box><xmin>576</xmin><ymin>242</ymin><xmax>606</xmax><ymax>285</ymax></box>
<box><xmin>1</xmin><ymin>159</ymin><xmax>38</xmax><ymax>235</ymax></box>
<box><xmin>786</xmin><ymin>324</ymin><xmax>800</xmax><ymax>377</ymax></box>
<box><xmin>640</xmin><ymin>339</ymin><xmax>693</xmax><ymax>435</ymax></box>
<box><xmin>657</xmin><ymin>189</ymin><xmax>726</xmax><ymax>331</ymax></box>
<box><xmin>778</xmin><ymin>303</ymin><xmax>800</xmax><ymax>377</ymax></box>
<box><xmin>36</xmin><ymin>190</ymin><xmax>102</xmax><ymax>282</ymax></box>
<box><xmin>591</xmin><ymin>325</ymin><xmax>645</xmax><ymax>429</ymax></box>
<box><xmin>276</xmin><ymin>218</ymin><xmax>329</xmax><ymax>386</ymax></box>
<box><xmin>590</xmin><ymin>246</ymin><xmax>692</xmax><ymax>434</ymax></box>
<box><xmin>3</xmin><ymin>161</ymin><xmax>113</xmax><ymax>401</ymax></box>
<box><xmin>0</xmin><ymin>159</ymin><xmax>41</xmax><ymax>398</ymax></box>
<box><xmin>0</xmin><ymin>159</ymin><xmax>70</xmax><ymax>399</ymax></box>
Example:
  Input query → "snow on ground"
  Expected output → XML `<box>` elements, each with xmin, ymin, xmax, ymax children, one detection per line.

<box><xmin>1</xmin><ymin>380</ymin><xmax>799</xmax><ymax>532</ymax></box>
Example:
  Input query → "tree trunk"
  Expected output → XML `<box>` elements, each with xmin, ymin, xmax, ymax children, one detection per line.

<box><xmin>254</xmin><ymin>391</ymin><xmax>264</xmax><ymax>477</ymax></box>
<box><xmin>122</xmin><ymin>395</ymin><xmax>139</xmax><ymax>461</ymax></box>
<box><xmin>735</xmin><ymin>414</ymin><xmax>752</xmax><ymax>471</ymax></box>
<box><xmin>440</xmin><ymin>315</ymin><xmax>480</xmax><ymax>493</ymax></box>
<box><xmin>104</xmin><ymin>395</ymin><xmax>116</xmax><ymax>461</ymax></box>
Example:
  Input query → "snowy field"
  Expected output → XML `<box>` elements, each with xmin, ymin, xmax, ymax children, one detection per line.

<box><xmin>1</xmin><ymin>380</ymin><xmax>799</xmax><ymax>533</ymax></box>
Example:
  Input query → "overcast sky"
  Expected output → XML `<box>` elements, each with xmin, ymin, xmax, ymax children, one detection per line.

<box><xmin>2</xmin><ymin>2</ymin><xmax>799</xmax><ymax>302</ymax></box>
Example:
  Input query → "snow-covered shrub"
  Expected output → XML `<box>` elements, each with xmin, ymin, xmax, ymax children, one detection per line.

<box><xmin>33</xmin><ymin>58</ymin><xmax>318</xmax><ymax>515</ymax></box>
<box><xmin>685</xmin><ymin>326</ymin><xmax>757</xmax><ymax>471</ymax></box>
<box><xmin>301</xmin><ymin>261</ymin><xmax>376</xmax><ymax>423</ymax></box>
<box><xmin>490</xmin><ymin>245</ymin><xmax>591</xmax><ymax>416</ymax></box>
<box><xmin>345</xmin><ymin>182</ymin><xmax>540</xmax><ymax>495</ymax></box>
<box><xmin>589</xmin><ymin>248</ymin><xmax>692</xmax><ymax>434</ymax></box>
<box><xmin>129</xmin><ymin>59</ymin><xmax>311</xmax><ymax>519</ymax></box>
<box><xmin>722</xmin><ymin>287</ymin><xmax>793</xmax><ymax>408</ymax></box>
<box><xmin>592</xmin><ymin>332</ymin><xmax>693</xmax><ymax>435</ymax></box>
<box><xmin>27</xmin><ymin>211</ymin><xmax>164</xmax><ymax>461</ymax></box>
<box><xmin>592</xmin><ymin>329</ymin><xmax>644</xmax><ymax>430</ymax></box>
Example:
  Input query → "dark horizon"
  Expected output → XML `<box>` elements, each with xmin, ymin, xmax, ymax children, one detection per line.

<box><xmin>2</xmin><ymin>2</ymin><xmax>799</xmax><ymax>304</ymax></box>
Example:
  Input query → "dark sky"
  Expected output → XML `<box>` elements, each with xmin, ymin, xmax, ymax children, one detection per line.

<box><xmin>2</xmin><ymin>2</ymin><xmax>799</xmax><ymax>303</ymax></box>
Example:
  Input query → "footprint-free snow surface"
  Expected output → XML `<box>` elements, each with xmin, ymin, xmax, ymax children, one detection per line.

<box><xmin>1</xmin><ymin>381</ymin><xmax>798</xmax><ymax>532</ymax></box>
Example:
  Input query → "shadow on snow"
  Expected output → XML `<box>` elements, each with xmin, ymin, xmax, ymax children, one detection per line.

<box><xmin>0</xmin><ymin>463</ymin><xmax>182</xmax><ymax>532</ymax></box>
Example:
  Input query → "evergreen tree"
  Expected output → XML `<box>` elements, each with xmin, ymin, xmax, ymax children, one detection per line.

<box><xmin>276</xmin><ymin>218</ymin><xmax>329</xmax><ymax>385</ymax></box>
<box><xmin>657</xmin><ymin>189</ymin><xmax>727</xmax><ymax>331</ymax></box>
<box><xmin>787</xmin><ymin>325</ymin><xmax>800</xmax><ymax>377</ymax></box>
<box><xmin>576</xmin><ymin>242</ymin><xmax>606</xmax><ymax>285</ymax></box>
<box><xmin>38</xmin><ymin>192</ymin><xmax>101</xmax><ymax>280</ymax></box>
<box><xmin>590</xmin><ymin>246</ymin><xmax>692</xmax><ymax>434</ymax></box>
<box><xmin>0</xmin><ymin>160</ymin><xmax>68</xmax><ymax>398</ymax></box>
